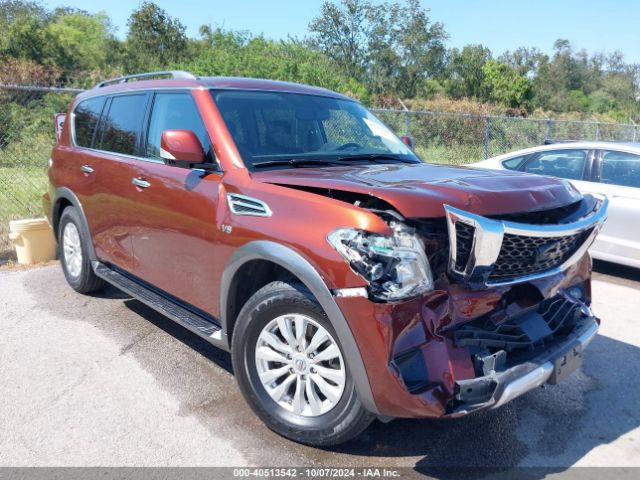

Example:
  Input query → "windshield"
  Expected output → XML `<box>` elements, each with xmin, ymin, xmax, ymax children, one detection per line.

<box><xmin>210</xmin><ymin>90</ymin><xmax>420</xmax><ymax>169</ymax></box>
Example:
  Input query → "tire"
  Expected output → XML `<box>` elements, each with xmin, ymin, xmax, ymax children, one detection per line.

<box><xmin>58</xmin><ymin>207</ymin><xmax>106</xmax><ymax>294</ymax></box>
<box><xmin>231</xmin><ymin>280</ymin><xmax>374</xmax><ymax>446</ymax></box>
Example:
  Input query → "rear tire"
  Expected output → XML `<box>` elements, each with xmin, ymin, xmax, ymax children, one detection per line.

<box><xmin>232</xmin><ymin>280</ymin><xmax>374</xmax><ymax>446</ymax></box>
<box><xmin>58</xmin><ymin>207</ymin><xmax>106</xmax><ymax>294</ymax></box>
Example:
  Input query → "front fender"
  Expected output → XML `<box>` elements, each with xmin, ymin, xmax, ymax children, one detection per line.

<box><xmin>220</xmin><ymin>240</ymin><xmax>379</xmax><ymax>414</ymax></box>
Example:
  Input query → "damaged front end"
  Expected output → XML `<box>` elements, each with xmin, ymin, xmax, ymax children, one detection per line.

<box><xmin>450</xmin><ymin>290</ymin><xmax>599</xmax><ymax>414</ymax></box>
<box><xmin>330</xmin><ymin>194</ymin><xmax>608</xmax><ymax>418</ymax></box>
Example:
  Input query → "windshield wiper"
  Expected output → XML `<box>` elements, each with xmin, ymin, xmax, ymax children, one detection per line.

<box><xmin>337</xmin><ymin>154</ymin><xmax>419</xmax><ymax>164</ymax></box>
<box><xmin>252</xmin><ymin>158</ymin><xmax>345</xmax><ymax>169</ymax></box>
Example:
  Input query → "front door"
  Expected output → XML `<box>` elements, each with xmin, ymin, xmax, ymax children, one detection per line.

<box><xmin>127</xmin><ymin>91</ymin><xmax>225</xmax><ymax>317</ymax></box>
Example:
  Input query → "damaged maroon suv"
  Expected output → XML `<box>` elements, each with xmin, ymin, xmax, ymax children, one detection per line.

<box><xmin>45</xmin><ymin>71</ymin><xmax>608</xmax><ymax>446</ymax></box>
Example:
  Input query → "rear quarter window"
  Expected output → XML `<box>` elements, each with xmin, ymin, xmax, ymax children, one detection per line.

<box><xmin>501</xmin><ymin>154</ymin><xmax>529</xmax><ymax>170</ymax></box>
<box><xmin>73</xmin><ymin>97</ymin><xmax>105</xmax><ymax>147</ymax></box>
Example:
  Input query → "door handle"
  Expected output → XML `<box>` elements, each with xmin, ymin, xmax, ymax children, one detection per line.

<box><xmin>132</xmin><ymin>177</ymin><xmax>151</xmax><ymax>189</ymax></box>
<box><xmin>81</xmin><ymin>165</ymin><xmax>94</xmax><ymax>173</ymax></box>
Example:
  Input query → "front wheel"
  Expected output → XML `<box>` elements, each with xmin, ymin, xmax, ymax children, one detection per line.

<box><xmin>232</xmin><ymin>281</ymin><xmax>374</xmax><ymax>446</ymax></box>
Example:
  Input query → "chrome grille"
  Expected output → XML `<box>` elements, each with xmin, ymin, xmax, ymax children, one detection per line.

<box><xmin>444</xmin><ymin>196</ymin><xmax>608</xmax><ymax>287</ymax></box>
<box><xmin>454</xmin><ymin>222</ymin><xmax>475</xmax><ymax>271</ymax></box>
<box><xmin>488</xmin><ymin>229</ymin><xmax>594</xmax><ymax>281</ymax></box>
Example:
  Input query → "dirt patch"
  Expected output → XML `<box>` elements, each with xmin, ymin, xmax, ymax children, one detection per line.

<box><xmin>0</xmin><ymin>248</ymin><xmax>57</xmax><ymax>271</ymax></box>
<box><xmin>0</xmin><ymin>248</ymin><xmax>16</xmax><ymax>267</ymax></box>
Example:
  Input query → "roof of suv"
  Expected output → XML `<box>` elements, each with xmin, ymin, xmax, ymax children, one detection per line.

<box><xmin>75</xmin><ymin>73</ymin><xmax>353</xmax><ymax>102</ymax></box>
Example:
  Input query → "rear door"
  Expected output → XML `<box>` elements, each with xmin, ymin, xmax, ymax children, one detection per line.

<box><xmin>56</xmin><ymin>96</ymin><xmax>107</xmax><ymax>236</ymax></box>
<box><xmin>582</xmin><ymin>149</ymin><xmax>640</xmax><ymax>266</ymax></box>
<box><xmin>126</xmin><ymin>91</ymin><xmax>224</xmax><ymax>317</ymax></box>
<box><xmin>82</xmin><ymin>93</ymin><xmax>151</xmax><ymax>272</ymax></box>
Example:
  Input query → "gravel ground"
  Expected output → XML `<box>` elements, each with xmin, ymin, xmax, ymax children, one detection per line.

<box><xmin>0</xmin><ymin>261</ymin><xmax>638</xmax><ymax>475</ymax></box>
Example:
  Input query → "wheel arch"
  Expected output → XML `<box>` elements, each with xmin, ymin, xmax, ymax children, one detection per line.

<box><xmin>220</xmin><ymin>240</ymin><xmax>378</xmax><ymax>414</ymax></box>
<box><xmin>52</xmin><ymin>188</ymin><xmax>97</xmax><ymax>262</ymax></box>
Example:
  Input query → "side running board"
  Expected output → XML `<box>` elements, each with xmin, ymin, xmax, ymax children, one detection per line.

<box><xmin>93</xmin><ymin>262</ymin><xmax>228</xmax><ymax>349</ymax></box>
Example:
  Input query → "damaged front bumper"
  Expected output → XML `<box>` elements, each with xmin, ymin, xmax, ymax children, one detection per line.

<box><xmin>450</xmin><ymin>302</ymin><xmax>598</xmax><ymax>415</ymax></box>
<box><xmin>335</xmin><ymin>255</ymin><xmax>599</xmax><ymax>419</ymax></box>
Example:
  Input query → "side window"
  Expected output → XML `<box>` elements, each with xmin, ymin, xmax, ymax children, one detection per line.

<box><xmin>73</xmin><ymin>97</ymin><xmax>105</xmax><ymax>147</ymax></box>
<box><xmin>502</xmin><ymin>154</ymin><xmax>528</xmax><ymax>170</ymax></box>
<box><xmin>601</xmin><ymin>150</ymin><xmax>640</xmax><ymax>188</ymax></box>
<box><xmin>146</xmin><ymin>93</ymin><xmax>212</xmax><ymax>160</ymax></box>
<box><xmin>97</xmin><ymin>94</ymin><xmax>148</xmax><ymax>156</ymax></box>
<box><xmin>523</xmin><ymin>149</ymin><xmax>588</xmax><ymax>181</ymax></box>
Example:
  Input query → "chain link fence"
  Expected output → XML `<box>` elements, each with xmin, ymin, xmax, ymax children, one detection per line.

<box><xmin>0</xmin><ymin>85</ymin><xmax>82</xmax><ymax>255</ymax></box>
<box><xmin>372</xmin><ymin>108</ymin><xmax>640</xmax><ymax>165</ymax></box>
<box><xmin>1</xmin><ymin>84</ymin><xmax>639</xmax><ymax>255</ymax></box>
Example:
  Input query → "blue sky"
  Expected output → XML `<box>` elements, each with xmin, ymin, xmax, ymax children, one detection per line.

<box><xmin>42</xmin><ymin>0</ymin><xmax>640</xmax><ymax>62</ymax></box>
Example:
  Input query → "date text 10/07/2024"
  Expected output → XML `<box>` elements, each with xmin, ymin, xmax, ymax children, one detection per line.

<box><xmin>232</xmin><ymin>468</ymin><xmax>401</xmax><ymax>478</ymax></box>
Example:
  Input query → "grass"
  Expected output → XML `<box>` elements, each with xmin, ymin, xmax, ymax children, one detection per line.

<box><xmin>0</xmin><ymin>257</ymin><xmax>58</xmax><ymax>271</ymax></box>
<box><xmin>0</xmin><ymin>166</ymin><xmax>49</xmax><ymax>251</ymax></box>
<box><xmin>415</xmin><ymin>143</ymin><xmax>486</xmax><ymax>165</ymax></box>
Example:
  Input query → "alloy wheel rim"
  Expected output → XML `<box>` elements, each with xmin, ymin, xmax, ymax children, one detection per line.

<box><xmin>62</xmin><ymin>222</ymin><xmax>82</xmax><ymax>278</ymax></box>
<box><xmin>255</xmin><ymin>314</ymin><xmax>346</xmax><ymax>417</ymax></box>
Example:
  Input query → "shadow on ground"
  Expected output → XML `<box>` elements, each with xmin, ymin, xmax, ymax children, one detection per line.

<box><xmin>24</xmin><ymin>265</ymin><xmax>640</xmax><ymax>477</ymax></box>
<box><xmin>113</xmin><ymin>288</ymin><xmax>640</xmax><ymax>478</ymax></box>
<box><xmin>123</xmin><ymin>298</ymin><xmax>233</xmax><ymax>374</ymax></box>
<box><xmin>593</xmin><ymin>259</ymin><xmax>640</xmax><ymax>287</ymax></box>
<box><xmin>332</xmin><ymin>334</ymin><xmax>638</xmax><ymax>479</ymax></box>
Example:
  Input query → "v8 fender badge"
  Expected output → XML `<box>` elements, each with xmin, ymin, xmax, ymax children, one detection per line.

<box><xmin>220</xmin><ymin>224</ymin><xmax>233</xmax><ymax>234</ymax></box>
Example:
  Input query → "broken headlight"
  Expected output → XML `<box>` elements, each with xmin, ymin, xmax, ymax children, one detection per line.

<box><xmin>328</xmin><ymin>223</ymin><xmax>434</xmax><ymax>301</ymax></box>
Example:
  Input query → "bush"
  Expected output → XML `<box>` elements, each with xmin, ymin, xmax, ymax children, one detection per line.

<box><xmin>182</xmin><ymin>30</ymin><xmax>369</xmax><ymax>103</ymax></box>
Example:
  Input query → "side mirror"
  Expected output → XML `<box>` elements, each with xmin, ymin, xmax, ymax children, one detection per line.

<box><xmin>160</xmin><ymin>130</ymin><xmax>206</xmax><ymax>165</ymax></box>
<box><xmin>401</xmin><ymin>135</ymin><xmax>415</xmax><ymax>149</ymax></box>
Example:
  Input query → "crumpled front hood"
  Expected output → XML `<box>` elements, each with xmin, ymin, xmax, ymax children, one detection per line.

<box><xmin>254</xmin><ymin>163</ymin><xmax>583</xmax><ymax>218</ymax></box>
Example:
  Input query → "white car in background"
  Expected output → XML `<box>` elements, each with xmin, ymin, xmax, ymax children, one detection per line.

<box><xmin>472</xmin><ymin>141</ymin><xmax>640</xmax><ymax>269</ymax></box>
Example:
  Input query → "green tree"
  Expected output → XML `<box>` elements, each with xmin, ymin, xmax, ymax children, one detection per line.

<box><xmin>0</xmin><ymin>1</ymin><xmax>49</xmax><ymax>63</ymax></box>
<box><xmin>499</xmin><ymin>47</ymin><xmax>545</xmax><ymax>77</ymax></box>
<box><xmin>567</xmin><ymin>89</ymin><xmax>591</xmax><ymax>112</ymax></box>
<box><xmin>532</xmin><ymin>39</ymin><xmax>593</xmax><ymax>111</ymax></box>
<box><xmin>392</xmin><ymin>0</ymin><xmax>447</xmax><ymax>97</ymax></box>
<box><xmin>588</xmin><ymin>90</ymin><xmax>615</xmax><ymax>114</ymax></box>
<box><xmin>445</xmin><ymin>44</ymin><xmax>492</xmax><ymax>99</ymax></box>
<box><xmin>186</xmin><ymin>28</ymin><xmax>370</xmax><ymax>102</ymax></box>
<box><xmin>308</xmin><ymin>0</ymin><xmax>370</xmax><ymax>80</ymax></box>
<box><xmin>482</xmin><ymin>60</ymin><xmax>532</xmax><ymax>108</ymax></box>
<box><xmin>46</xmin><ymin>9</ymin><xmax>115</xmax><ymax>71</ymax></box>
<box><xmin>125</xmin><ymin>1</ymin><xmax>187</xmax><ymax>71</ymax></box>
<box><xmin>308</xmin><ymin>0</ymin><xmax>447</xmax><ymax>97</ymax></box>
<box><xmin>364</xmin><ymin>2</ymin><xmax>401</xmax><ymax>94</ymax></box>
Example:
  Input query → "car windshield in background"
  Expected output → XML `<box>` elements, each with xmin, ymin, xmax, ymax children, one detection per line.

<box><xmin>210</xmin><ymin>90</ymin><xmax>420</xmax><ymax>169</ymax></box>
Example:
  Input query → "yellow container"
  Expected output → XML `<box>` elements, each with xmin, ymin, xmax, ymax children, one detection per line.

<box><xmin>9</xmin><ymin>218</ymin><xmax>57</xmax><ymax>265</ymax></box>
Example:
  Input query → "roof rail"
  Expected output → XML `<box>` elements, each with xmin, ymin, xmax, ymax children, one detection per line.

<box><xmin>94</xmin><ymin>70</ymin><xmax>198</xmax><ymax>89</ymax></box>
